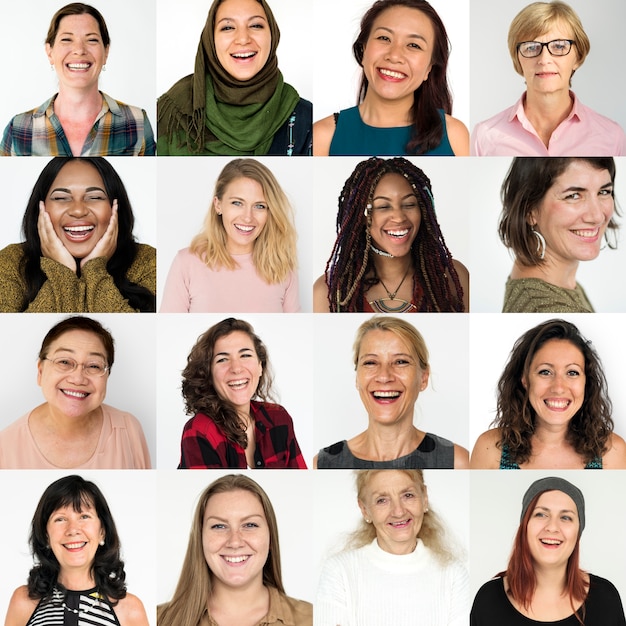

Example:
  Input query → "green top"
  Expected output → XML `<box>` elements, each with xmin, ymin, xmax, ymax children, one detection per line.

<box><xmin>503</xmin><ymin>277</ymin><xmax>594</xmax><ymax>313</ymax></box>
<box><xmin>0</xmin><ymin>243</ymin><xmax>156</xmax><ymax>312</ymax></box>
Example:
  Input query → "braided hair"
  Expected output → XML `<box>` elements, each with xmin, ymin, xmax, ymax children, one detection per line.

<box><xmin>324</xmin><ymin>157</ymin><xmax>464</xmax><ymax>312</ymax></box>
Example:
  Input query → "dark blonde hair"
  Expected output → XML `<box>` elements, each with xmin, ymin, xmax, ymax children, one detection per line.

<box><xmin>158</xmin><ymin>475</ymin><xmax>284</xmax><ymax>626</ymax></box>
<box><xmin>46</xmin><ymin>3</ymin><xmax>110</xmax><ymax>48</ymax></box>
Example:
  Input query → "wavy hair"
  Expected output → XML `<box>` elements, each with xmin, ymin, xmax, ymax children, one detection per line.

<box><xmin>46</xmin><ymin>3</ymin><xmax>111</xmax><ymax>48</ymax></box>
<box><xmin>181</xmin><ymin>318</ymin><xmax>276</xmax><ymax>448</ymax></box>
<box><xmin>499</xmin><ymin>157</ymin><xmax>618</xmax><ymax>267</ymax></box>
<box><xmin>19</xmin><ymin>157</ymin><xmax>155</xmax><ymax>312</ymax></box>
<box><xmin>347</xmin><ymin>470</ymin><xmax>456</xmax><ymax>564</ymax></box>
<box><xmin>493</xmin><ymin>319</ymin><xmax>613</xmax><ymax>465</ymax></box>
<box><xmin>28</xmin><ymin>475</ymin><xmax>126</xmax><ymax>602</ymax></box>
<box><xmin>324</xmin><ymin>157</ymin><xmax>464</xmax><ymax>312</ymax></box>
<box><xmin>353</xmin><ymin>0</ymin><xmax>453</xmax><ymax>154</ymax></box>
<box><xmin>502</xmin><ymin>490</ymin><xmax>587</xmax><ymax>624</ymax></box>
<box><xmin>190</xmin><ymin>159</ymin><xmax>297</xmax><ymax>284</ymax></box>
<box><xmin>157</xmin><ymin>474</ymin><xmax>285</xmax><ymax>626</ymax></box>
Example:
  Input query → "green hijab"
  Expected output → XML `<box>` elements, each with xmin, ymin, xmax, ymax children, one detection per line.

<box><xmin>157</xmin><ymin>0</ymin><xmax>300</xmax><ymax>155</ymax></box>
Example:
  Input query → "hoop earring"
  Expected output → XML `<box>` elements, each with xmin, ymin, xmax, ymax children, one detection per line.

<box><xmin>532</xmin><ymin>229</ymin><xmax>546</xmax><ymax>260</ymax></box>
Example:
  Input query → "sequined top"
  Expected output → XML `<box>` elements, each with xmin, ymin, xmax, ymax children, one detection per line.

<box><xmin>503</xmin><ymin>277</ymin><xmax>594</xmax><ymax>313</ymax></box>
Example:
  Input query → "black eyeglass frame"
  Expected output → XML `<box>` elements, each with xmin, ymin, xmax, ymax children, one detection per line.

<box><xmin>516</xmin><ymin>39</ymin><xmax>576</xmax><ymax>58</ymax></box>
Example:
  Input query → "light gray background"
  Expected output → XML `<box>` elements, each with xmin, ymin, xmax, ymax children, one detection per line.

<box><xmin>0</xmin><ymin>0</ymin><xmax>156</xmax><ymax>139</ymax></box>
<box><xmin>470</xmin><ymin>0</ymin><xmax>626</xmax><ymax>133</ymax></box>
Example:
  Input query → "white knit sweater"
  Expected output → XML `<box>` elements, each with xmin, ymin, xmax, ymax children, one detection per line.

<box><xmin>314</xmin><ymin>538</ymin><xmax>469</xmax><ymax>626</ymax></box>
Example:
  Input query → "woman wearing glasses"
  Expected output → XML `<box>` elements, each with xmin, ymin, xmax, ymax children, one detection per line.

<box><xmin>0</xmin><ymin>316</ymin><xmax>151</xmax><ymax>469</ymax></box>
<box><xmin>471</xmin><ymin>1</ymin><xmax>625</xmax><ymax>156</ymax></box>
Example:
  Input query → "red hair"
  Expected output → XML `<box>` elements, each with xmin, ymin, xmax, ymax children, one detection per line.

<box><xmin>502</xmin><ymin>492</ymin><xmax>588</xmax><ymax>624</ymax></box>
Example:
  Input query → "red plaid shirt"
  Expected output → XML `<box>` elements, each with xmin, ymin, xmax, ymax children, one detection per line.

<box><xmin>178</xmin><ymin>401</ymin><xmax>307</xmax><ymax>469</ymax></box>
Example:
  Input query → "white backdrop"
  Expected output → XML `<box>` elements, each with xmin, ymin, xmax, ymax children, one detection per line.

<box><xmin>313</xmin><ymin>313</ymin><xmax>470</xmax><ymax>455</ymax></box>
<box><xmin>0</xmin><ymin>0</ymin><xmax>156</xmax><ymax>137</ymax></box>
<box><xmin>469</xmin><ymin>156</ymin><xmax>626</xmax><ymax>313</ymax></box>
<box><xmin>469</xmin><ymin>313</ymin><xmax>626</xmax><ymax>454</ymax></box>
<box><xmin>0</xmin><ymin>313</ymin><xmax>157</xmax><ymax>466</ymax></box>
<box><xmin>312</xmin><ymin>0</ymin><xmax>470</xmax><ymax>130</ymax></box>
<box><xmin>0</xmin><ymin>470</ymin><xmax>157</xmax><ymax>626</ymax></box>
<box><xmin>156</xmin><ymin>0</ymin><xmax>313</xmax><ymax>105</ymax></box>
<box><xmin>470</xmin><ymin>0</ymin><xmax>626</xmax><ymax>133</ymax></box>
<box><xmin>156</xmin><ymin>313</ymin><xmax>315</xmax><ymax>468</ymax></box>
<box><xmin>156</xmin><ymin>156</ymin><xmax>314</xmax><ymax>312</ymax></box>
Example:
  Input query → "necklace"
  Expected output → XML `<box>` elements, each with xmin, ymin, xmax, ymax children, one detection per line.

<box><xmin>55</xmin><ymin>587</ymin><xmax>101</xmax><ymax>619</ymax></box>
<box><xmin>368</xmin><ymin>267</ymin><xmax>416</xmax><ymax>313</ymax></box>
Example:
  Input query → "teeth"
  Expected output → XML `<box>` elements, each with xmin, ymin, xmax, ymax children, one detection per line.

<box><xmin>390</xmin><ymin>520</ymin><xmax>409</xmax><ymax>526</ymax></box>
<box><xmin>386</xmin><ymin>229</ymin><xmax>409</xmax><ymax>237</ymax></box>
<box><xmin>235</xmin><ymin>224</ymin><xmax>254</xmax><ymax>232</ymax></box>
<box><xmin>232</xmin><ymin>52</ymin><xmax>255</xmax><ymax>58</ymax></box>
<box><xmin>68</xmin><ymin>63</ymin><xmax>90</xmax><ymax>69</ymax></box>
<box><xmin>63</xmin><ymin>390</ymin><xmax>88</xmax><ymax>398</ymax></box>
<box><xmin>540</xmin><ymin>539</ymin><xmax>562</xmax><ymax>545</ymax></box>
<box><xmin>379</xmin><ymin>68</ymin><xmax>406</xmax><ymax>79</ymax></box>
<box><xmin>373</xmin><ymin>391</ymin><xmax>400</xmax><ymax>398</ymax></box>
<box><xmin>64</xmin><ymin>225</ymin><xmax>94</xmax><ymax>233</ymax></box>
<box><xmin>572</xmin><ymin>229</ymin><xmax>599</xmax><ymax>238</ymax></box>
<box><xmin>228</xmin><ymin>379</ymin><xmax>248</xmax><ymax>389</ymax></box>
<box><xmin>545</xmin><ymin>399</ymin><xmax>570</xmax><ymax>409</ymax></box>
<box><xmin>224</xmin><ymin>555</ymin><xmax>249</xmax><ymax>563</ymax></box>
<box><xmin>65</xmin><ymin>542</ymin><xmax>86</xmax><ymax>549</ymax></box>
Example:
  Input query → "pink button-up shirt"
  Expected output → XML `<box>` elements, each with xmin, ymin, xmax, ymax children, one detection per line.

<box><xmin>471</xmin><ymin>91</ymin><xmax>626</xmax><ymax>156</ymax></box>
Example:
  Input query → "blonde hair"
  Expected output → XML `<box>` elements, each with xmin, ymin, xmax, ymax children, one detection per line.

<box><xmin>348</xmin><ymin>470</ymin><xmax>456</xmax><ymax>564</ymax></box>
<box><xmin>507</xmin><ymin>1</ymin><xmax>590</xmax><ymax>76</ymax></box>
<box><xmin>352</xmin><ymin>315</ymin><xmax>429</xmax><ymax>371</ymax></box>
<box><xmin>157</xmin><ymin>475</ymin><xmax>284</xmax><ymax>626</ymax></box>
<box><xmin>190</xmin><ymin>158</ymin><xmax>298</xmax><ymax>284</ymax></box>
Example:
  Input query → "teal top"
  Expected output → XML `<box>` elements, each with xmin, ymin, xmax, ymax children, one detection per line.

<box><xmin>328</xmin><ymin>106</ymin><xmax>453</xmax><ymax>156</ymax></box>
<box><xmin>500</xmin><ymin>443</ymin><xmax>602</xmax><ymax>469</ymax></box>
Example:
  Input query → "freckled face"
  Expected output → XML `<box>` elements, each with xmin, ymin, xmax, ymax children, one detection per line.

<box><xmin>214</xmin><ymin>0</ymin><xmax>271</xmax><ymax>81</ymax></box>
<box><xmin>362</xmin><ymin>6</ymin><xmax>434</xmax><ymax>104</ymax></box>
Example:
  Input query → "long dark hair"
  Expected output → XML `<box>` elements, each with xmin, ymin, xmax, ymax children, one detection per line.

<box><xmin>324</xmin><ymin>157</ymin><xmax>464</xmax><ymax>312</ymax></box>
<box><xmin>353</xmin><ymin>0</ymin><xmax>453</xmax><ymax>154</ymax></box>
<box><xmin>19</xmin><ymin>157</ymin><xmax>155</xmax><ymax>311</ymax></box>
<box><xmin>28</xmin><ymin>475</ymin><xmax>126</xmax><ymax>602</ymax></box>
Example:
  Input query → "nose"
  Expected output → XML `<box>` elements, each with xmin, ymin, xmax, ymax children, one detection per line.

<box><xmin>583</xmin><ymin>195</ymin><xmax>611</xmax><ymax>224</ymax></box>
<box><xmin>375</xmin><ymin>362</ymin><xmax>395</xmax><ymax>383</ymax></box>
<box><xmin>390</xmin><ymin>497</ymin><xmax>404</xmax><ymax>517</ymax></box>
<box><xmin>68</xmin><ymin>200</ymin><xmax>89</xmax><ymax>217</ymax></box>
<box><xmin>66</xmin><ymin>365</ymin><xmax>89</xmax><ymax>384</ymax></box>
<box><xmin>235</xmin><ymin>27</ymin><xmax>251</xmax><ymax>45</ymax></box>
<box><xmin>384</xmin><ymin>40</ymin><xmax>404</xmax><ymax>62</ymax></box>
<box><xmin>226</xmin><ymin>528</ymin><xmax>245</xmax><ymax>547</ymax></box>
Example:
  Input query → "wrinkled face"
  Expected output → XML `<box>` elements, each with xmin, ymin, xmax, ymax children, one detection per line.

<box><xmin>356</xmin><ymin>329</ymin><xmax>429</xmax><ymax>426</ymax></box>
<box><xmin>214</xmin><ymin>177</ymin><xmax>269</xmax><ymax>255</ymax></box>
<box><xmin>531</xmin><ymin>161</ymin><xmax>614</xmax><ymax>267</ymax></box>
<box><xmin>523</xmin><ymin>339</ymin><xmax>586</xmax><ymax>428</ymax></box>
<box><xmin>37</xmin><ymin>329</ymin><xmax>109</xmax><ymax>420</ymax></box>
<box><xmin>526</xmin><ymin>490</ymin><xmax>579</xmax><ymax>569</ymax></box>
<box><xmin>214</xmin><ymin>0</ymin><xmax>271</xmax><ymax>81</ymax></box>
<box><xmin>362</xmin><ymin>6</ymin><xmax>434</xmax><ymax>104</ymax></box>
<box><xmin>211</xmin><ymin>331</ymin><xmax>263</xmax><ymax>413</ymax></box>
<box><xmin>369</xmin><ymin>173</ymin><xmax>421</xmax><ymax>257</ymax></box>
<box><xmin>46</xmin><ymin>14</ymin><xmax>109</xmax><ymax>89</ymax></box>
<box><xmin>202</xmin><ymin>489</ymin><xmax>270</xmax><ymax>591</ymax></box>
<box><xmin>46</xmin><ymin>500</ymin><xmax>104</xmax><ymax>575</ymax></box>
<box><xmin>517</xmin><ymin>22</ymin><xmax>579</xmax><ymax>94</ymax></box>
<box><xmin>359</xmin><ymin>471</ymin><xmax>428</xmax><ymax>555</ymax></box>
<box><xmin>44</xmin><ymin>160</ymin><xmax>114</xmax><ymax>259</ymax></box>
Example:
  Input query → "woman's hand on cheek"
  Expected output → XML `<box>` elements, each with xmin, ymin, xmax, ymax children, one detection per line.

<box><xmin>38</xmin><ymin>201</ymin><xmax>77</xmax><ymax>273</ymax></box>
<box><xmin>80</xmin><ymin>200</ymin><xmax>119</xmax><ymax>269</ymax></box>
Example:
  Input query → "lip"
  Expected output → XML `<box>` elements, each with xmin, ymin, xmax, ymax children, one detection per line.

<box><xmin>66</xmin><ymin>62</ymin><xmax>93</xmax><ymax>71</ymax></box>
<box><xmin>371</xmin><ymin>390</ymin><xmax>401</xmax><ymax>403</ymax></box>
<box><xmin>63</xmin><ymin>541</ymin><xmax>87</xmax><ymax>551</ymax></box>
<box><xmin>62</xmin><ymin>222</ymin><xmax>96</xmax><ymax>242</ymax></box>
<box><xmin>377</xmin><ymin>67</ymin><xmax>407</xmax><ymax>81</ymax></box>
<box><xmin>230</xmin><ymin>50</ymin><xmax>258</xmax><ymax>62</ymax></box>
<box><xmin>383</xmin><ymin>227</ymin><xmax>411</xmax><ymax>242</ymax></box>
<box><xmin>539</xmin><ymin>537</ymin><xmax>563</xmax><ymax>549</ymax></box>
<box><xmin>388</xmin><ymin>518</ymin><xmax>412</xmax><ymax>529</ymax></box>
<box><xmin>571</xmin><ymin>227</ymin><xmax>600</xmax><ymax>241</ymax></box>
<box><xmin>227</xmin><ymin>378</ymin><xmax>250</xmax><ymax>390</ymax></box>
<box><xmin>543</xmin><ymin>398</ymin><xmax>571</xmax><ymax>411</ymax></box>
<box><xmin>60</xmin><ymin>388</ymin><xmax>90</xmax><ymax>399</ymax></box>
<box><xmin>535</xmin><ymin>71</ymin><xmax>558</xmax><ymax>77</ymax></box>
<box><xmin>233</xmin><ymin>223</ymin><xmax>256</xmax><ymax>234</ymax></box>
<box><xmin>222</xmin><ymin>554</ymin><xmax>251</xmax><ymax>566</ymax></box>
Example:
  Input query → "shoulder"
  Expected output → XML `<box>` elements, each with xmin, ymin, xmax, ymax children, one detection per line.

<box><xmin>273</xmin><ymin>589</ymin><xmax>313</xmax><ymax>624</ymax></box>
<box><xmin>5</xmin><ymin>586</ymin><xmax>38</xmax><ymax>626</ymax></box>
<box><xmin>113</xmin><ymin>592</ymin><xmax>149</xmax><ymax>626</ymax></box>
<box><xmin>603</xmin><ymin>433</ymin><xmax>626</xmax><ymax>469</ymax></box>
<box><xmin>444</xmin><ymin>114</ymin><xmax>469</xmax><ymax>156</ymax></box>
<box><xmin>453</xmin><ymin>443</ymin><xmax>470</xmax><ymax>469</ymax></box>
<box><xmin>133</xmin><ymin>243</ymin><xmax>156</xmax><ymax>263</ymax></box>
<box><xmin>472</xmin><ymin>577</ymin><xmax>505</xmax><ymax>607</ymax></box>
<box><xmin>254</xmin><ymin>401</ymin><xmax>293</xmax><ymax>423</ymax></box>
<box><xmin>470</xmin><ymin>429</ymin><xmax>502</xmax><ymax>469</ymax></box>
<box><xmin>313</xmin><ymin>274</ymin><xmax>330</xmax><ymax>312</ymax></box>
<box><xmin>103</xmin><ymin>405</ymin><xmax>142</xmax><ymax>429</ymax></box>
<box><xmin>313</xmin><ymin>114</ymin><xmax>336</xmax><ymax>156</ymax></box>
<box><xmin>0</xmin><ymin>243</ymin><xmax>25</xmax><ymax>264</ymax></box>
<box><xmin>294</xmin><ymin>97</ymin><xmax>312</xmax><ymax>116</ymax></box>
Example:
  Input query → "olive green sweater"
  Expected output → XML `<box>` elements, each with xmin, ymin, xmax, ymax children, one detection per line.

<box><xmin>0</xmin><ymin>243</ymin><xmax>156</xmax><ymax>312</ymax></box>
<box><xmin>503</xmin><ymin>277</ymin><xmax>593</xmax><ymax>313</ymax></box>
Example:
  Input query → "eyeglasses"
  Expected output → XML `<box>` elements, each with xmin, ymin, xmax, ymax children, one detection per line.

<box><xmin>43</xmin><ymin>357</ymin><xmax>109</xmax><ymax>377</ymax></box>
<box><xmin>517</xmin><ymin>39</ymin><xmax>575</xmax><ymax>58</ymax></box>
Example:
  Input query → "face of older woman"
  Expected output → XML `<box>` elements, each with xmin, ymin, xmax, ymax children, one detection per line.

<box><xmin>44</xmin><ymin>160</ymin><xmax>114</xmax><ymax>260</ymax></box>
<box><xmin>46</xmin><ymin>13</ymin><xmax>109</xmax><ymax>90</ymax></box>
<box><xmin>46</xmin><ymin>498</ymin><xmax>104</xmax><ymax>577</ymax></box>
<box><xmin>531</xmin><ymin>161</ymin><xmax>614</xmax><ymax>267</ymax></box>
<box><xmin>361</xmin><ymin>6</ymin><xmax>434</xmax><ymax>105</ymax></box>
<box><xmin>356</xmin><ymin>329</ymin><xmax>428</xmax><ymax>426</ymax></box>
<box><xmin>202</xmin><ymin>489</ymin><xmax>270</xmax><ymax>590</ymax></box>
<box><xmin>37</xmin><ymin>329</ymin><xmax>109</xmax><ymax>420</ymax></box>
<box><xmin>214</xmin><ymin>0</ymin><xmax>271</xmax><ymax>81</ymax></box>
<box><xmin>523</xmin><ymin>339</ymin><xmax>585</xmax><ymax>429</ymax></box>
<box><xmin>359</xmin><ymin>470</ymin><xmax>428</xmax><ymax>555</ymax></box>
<box><xmin>526</xmin><ymin>490</ymin><xmax>579</xmax><ymax>569</ymax></box>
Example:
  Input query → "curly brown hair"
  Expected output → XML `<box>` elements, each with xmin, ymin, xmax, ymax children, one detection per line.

<box><xmin>181</xmin><ymin>318</ymin><xmax>275</xmax><ymax>449</ymax></box>
<box><xmin>493</xmin><ymin>319</ymin><xmax>613</xmax><ymax>465</ymax></box>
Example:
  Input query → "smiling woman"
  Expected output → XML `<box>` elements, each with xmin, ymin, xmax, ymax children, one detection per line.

<box><xmin>0</xmin><ymin>157</ymin><xmax>156</xmax><ymax>313</ymax></box>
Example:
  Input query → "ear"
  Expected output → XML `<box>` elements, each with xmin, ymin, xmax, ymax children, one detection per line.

<box><xmin>527</xmin><ymin>210</ymin><xmax>537</xmax><ymax>227</ymax></box>
<box><xmin>419</xmin><ymin>367</ymin><xmax>430</xmax><ymax>392</ymax></box>
<box><xmin>422</xmin><ymin>485</ymin><xmax>429</xmax><ymax>512</ymax></box>
<box><xmin>45</xmin><ymin>43</ymin><xmax>53</xmax><ymax>65</ymax></box>
<box><xmin>521</xmin><ymin>375</ymin><xmax>528</xmax><ymax>390</ymax></box>
<box><xmin>213</xmin><ymin>196</ymin><xmax>222</xmax><ymax>216</ymax></box>
<box><xmin>358</xmin><ymin>498</ymin><xmax>369</xmax><ymax>520</ymax></box>
<box><xmin>37</xmin><ymin>360</ymin><xmax>44</xmax><ymax>387</ymax></box>
<box><xmin>423</xmin><ymin>64</ymin><xmax>432</xmax><ymax>81</ymax></box>
<box><xmin>104</xmin><ymin>45</ymin><xmax>110</xmax><ymax>65</ymax></box>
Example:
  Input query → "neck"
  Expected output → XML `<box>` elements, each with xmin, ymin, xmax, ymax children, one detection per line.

<box><xmin>358</xmin><ymin>423</ymin><xmax>423</xmax><ymax>461</ymax></box>
<box><xmin>40</xmin><ymin>404</ymin><xmax>102</xmax><ymax>436</ymax></box>
<box><xmin>511</xmin><ymin>257</ymin><xmax>579</xmax><ymax>290</ymax></box>
<box><xmin>373</xmin><ymin>254</ymin><xmax>412</xmax><ymax>280</ymax></box>
<box><xmin>54</xmin><ymin>88</ymin><xmax>103</xmax><ymax>119</ymax></box>
<box><xmin>533</xmin><ymin>563</ymin><xmax>569</xmax><ymax>592</ymax></box>
<box><xmin>359</xmin><ymin>92</ymin><xmax>413</xmax><ymax>127</ymax></box>
<box><xmin>208</xmin><ymin>579</ymin><xmax>268</xmax><ymax>614</ymax></box>
<box><xmin>58</xmin><ymin>568</ymin><xmax>96</xmax><ymax>592</ymax></box>
<box><xmin>523</xmin><ymin>89</ymin><xmax>573</xmax><ymax>145</ymax></box>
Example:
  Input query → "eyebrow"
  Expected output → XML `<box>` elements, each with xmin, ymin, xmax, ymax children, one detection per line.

<box><xmin>359</xmin><ymin>352</ymin><xmax>414</xmax><ymax>360</ymax></box>
<box><xmin>52</xmin><ymin>347</ymin><xmax>108</xmax><ymax>360</ymax></box>
<box><xmin>534</xmin><ymin>506</ymin><xmax>577</xmax><ymax>515</ymax></box>
<box><xmin>560</xmin><ymin>182</ymin><xmax>613</xmax><ymax>193</ymax></box>
<box><xmin>372</xmin><ymin>192</ymin><xmax>417</xmax><ymax>202</ymax></box>
<box><xmin>206</xmin><ymin>513</ymin><xmax>264</xmax><ymax>522</ymax></box>
<box><xmin>50</xmin><ymin>186</ymin><xmax>108</xmax><ymax>194</ymax></box>
<box><xmin>214</xmin><ymin>347</ymin><xmax>255</xmax><ymax>358</ymax></box>
<box><xmin>535</xmin><ymin>361</ymin><xmax>583</xmax><ymax>368</ymax></box>
<box><xmin>216</xmin><ymin>15</ymin><xmax>267</xmax><ymax>24</ymax></box>
<box><xmin>373</xmin><ymin>26</ymin><xmax>428</xmax><ymax>43</ymax></box>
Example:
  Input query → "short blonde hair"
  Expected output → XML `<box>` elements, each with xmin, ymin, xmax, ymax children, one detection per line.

<box><xmin>507</xmin><ymin>1</ymin><xmax>590</xmax><ymax>76</ymax></box>
<box><xmin>190</xmin><ymin>158</ymin><xmax>297</xmax><ymax>284</ymax></box>
<box><xmin>352</xmin><ymin>315</ymin><xmax>429</xmax><ymax>371</ymax></box>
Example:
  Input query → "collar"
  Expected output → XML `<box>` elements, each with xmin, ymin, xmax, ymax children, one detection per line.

<box><xmin>508</xmin><ymin>90</ymin><xmax>582</xmax><ymax>124</ymax></box>
<box><xmin>35</xmin><ymin>91</ymin><xmax>121</xmax><ymax>119</ymax></box>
